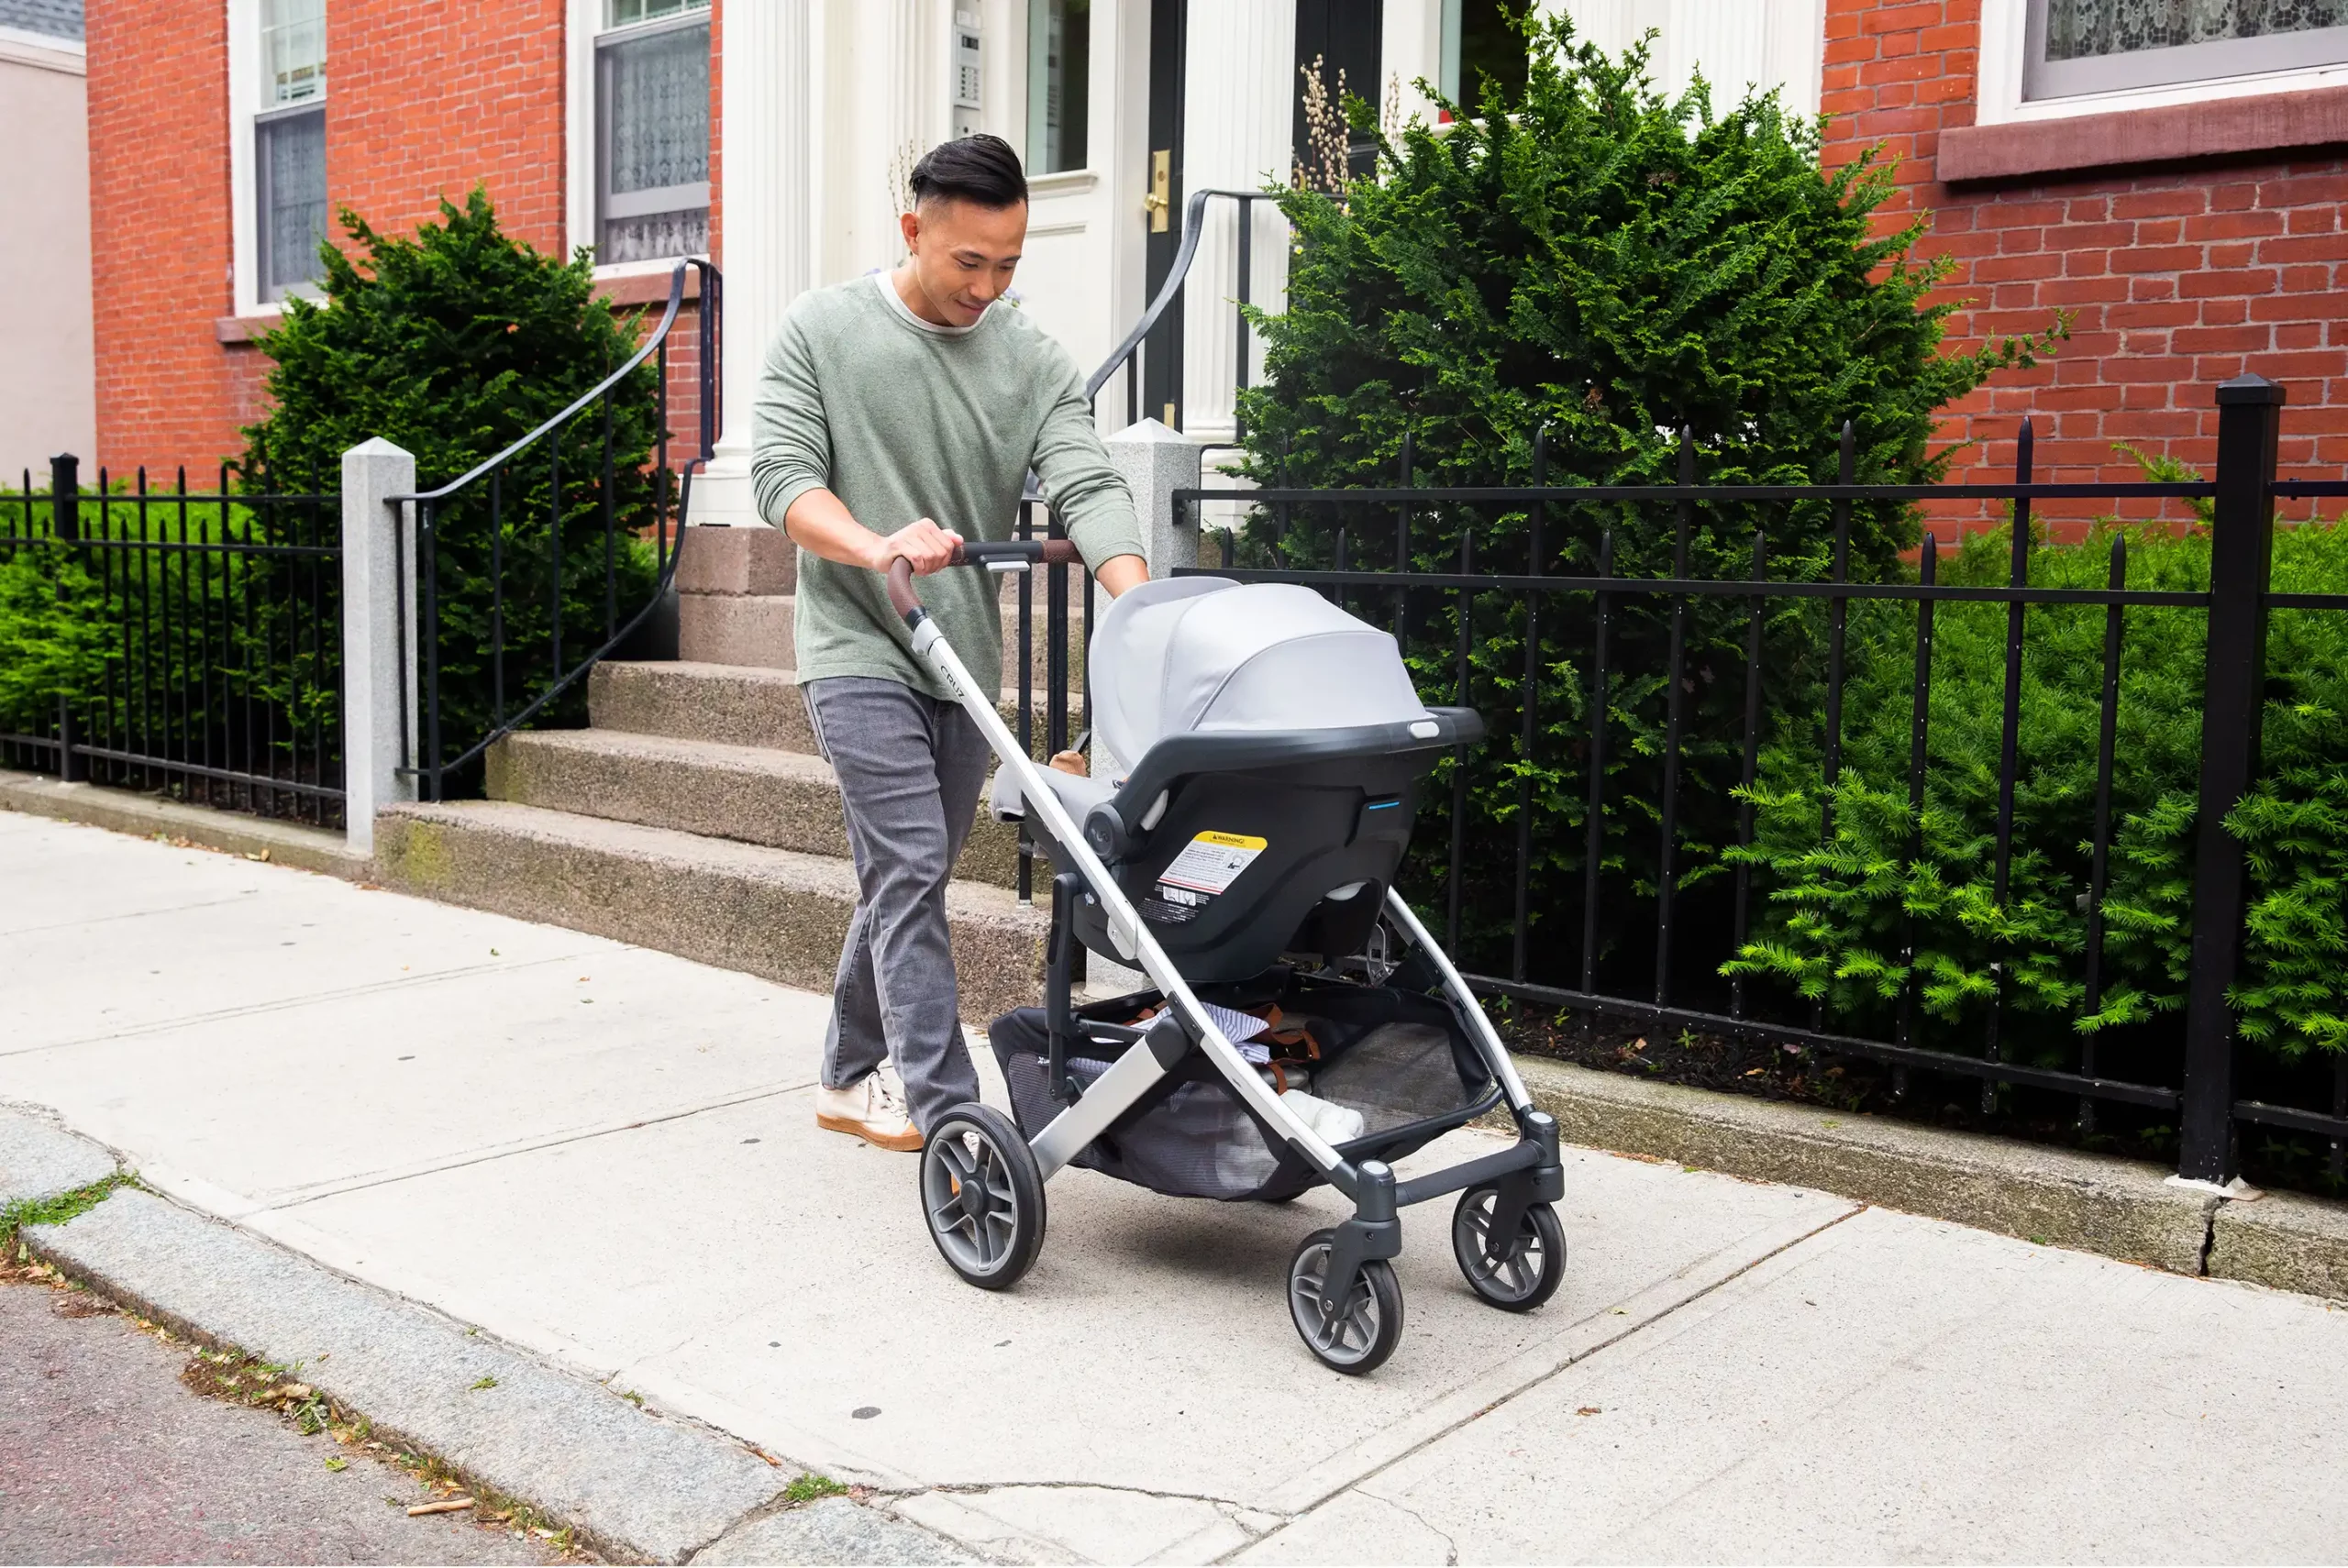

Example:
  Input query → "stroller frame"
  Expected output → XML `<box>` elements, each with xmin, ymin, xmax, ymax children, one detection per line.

<box><xmin>888</xmin><ymin>543</ymin><xmax>1566</xmax><ymax>1372</ymax></box>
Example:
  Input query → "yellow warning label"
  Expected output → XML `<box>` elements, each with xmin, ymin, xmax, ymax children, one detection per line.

<box><xmin>1157</xmin><ymin>831</ymin><xmax>1268</xmax><ymax>896</ymax></box>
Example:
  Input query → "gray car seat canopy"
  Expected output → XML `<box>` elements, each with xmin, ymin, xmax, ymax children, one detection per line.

<box><xmin>1090</xmin><ymin>579</ymin><xmax>1434</xmax><ymax>778</ymax></box>
<box><xmin>992</xmin><ymin>578</ymin><xmax>1434</xmax><ymax>821</ymax></box>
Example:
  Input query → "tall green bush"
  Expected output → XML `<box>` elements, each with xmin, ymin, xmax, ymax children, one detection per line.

<box><xmin>1230</xmin><ymin>14</ymin><xmax>2060</xmax><ymax>988</ymax></box>
<box><xmin>240</xmin><ymin>188</ymin><xmax>663</xmax><ymax>769</ymax></box>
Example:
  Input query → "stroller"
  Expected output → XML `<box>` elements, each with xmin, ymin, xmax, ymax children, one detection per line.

<box><xmin>887</xmin><ymin>540</ymin><xmax>1566</xmax><ymax>1374</ymax></box>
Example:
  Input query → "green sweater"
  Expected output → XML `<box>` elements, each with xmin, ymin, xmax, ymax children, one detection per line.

<box><xmin>749</xmin><ymin>274</ymin><xmax>1146</xmax><ymax>701</ymax></box>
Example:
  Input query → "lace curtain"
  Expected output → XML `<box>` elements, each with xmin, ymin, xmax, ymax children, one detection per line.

<box><xmin>608</xmin><ymin>25</ymin><xmax>708</xmax><ymax>195</ymax></box>
<box><xmin>602</xmin><ymin>19</ymin><xmax>709</xmax><ymax>263</ymax></box>
<box><xmin>2046</xmin><ymin>0</ymin><xmax>2348</xmax><ymax>59</ymax></box>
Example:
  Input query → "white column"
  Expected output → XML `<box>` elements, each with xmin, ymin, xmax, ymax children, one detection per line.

<box><xmin>1384</xmin><ymin>0</ymin><xmax>1445</xmax><ymax>126</ymax></box>
<box><xmin>1178</xmin><ymin>0</ymin><xmax>1294</xmax><ymax>444</ymax></box>
<box><xmin>692</xmin><ymin>0</ymin><xmax>820</xmax><ymax>528</ymax></box>
<box><xmin>339</xmin><ymin>439</ymin><xmax>417</xmax><ymax>856</ymax></box>
<box><xmin>1548</xmin><ymin>1</ymin><xmax>1826</xmax><ymax>120</ymax></box>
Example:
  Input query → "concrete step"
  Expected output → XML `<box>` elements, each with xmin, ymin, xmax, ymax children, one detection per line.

<box><xmin>372</xmin><ymin>800</ymin><xmax>1049</xmax><ymax>1024</ymax></box>
<box><xmin>676</xmin><ymin>523</ymin><xmax>796</xmax><ymax>597</ymax></box>
<box><xmin>678</xmin><ymin>592</ymin><xmax>793</xmax><ymax>668</ymax></box>
<box><xmin>591</xmin><ymin>661</ymin><xmax>814</xmax><ymax>751</ymax></box>
<box><xmin>590</xmin><ymin>661</ymin><xmax>1090</xmax><ymax>759</ymax></box>
<box><xmin>673</xmin><ymin>576</ymin><xmax>1089</xmax><ymax>687</ymax></box>
<box><xmin>486</xmin><ymin>728</ymin><xmax>1023</xmax><ymax>889</ymax></box>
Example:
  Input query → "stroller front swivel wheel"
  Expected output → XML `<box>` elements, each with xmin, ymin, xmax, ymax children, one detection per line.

<box><xmin>920</xmin><ymin>1104</ymin><xmax>1045</xmax><ymax>1290</ymax></box>
<box><xmin>1287</xmin><ymin>1230</ymin><xmax>1403</xmax><ymax>1375</ymax></box>
<box><xmin>1451</xmin><ymin>1187</ymin><xmax>1566</xmax><ymax>1311</ymax></box>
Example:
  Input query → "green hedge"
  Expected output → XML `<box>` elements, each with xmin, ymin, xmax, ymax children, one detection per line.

<box><xmin>0</xmin><ymin>497</ymin><xmax>330</xmax><ymax>767</ymax></box>
<box><xmin>1728</xmin><ymin>509</ymin><xmax>2348</xmax><ymax>1066</ymax></box>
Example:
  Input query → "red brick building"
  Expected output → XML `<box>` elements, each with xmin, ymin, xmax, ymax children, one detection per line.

<box><xmin>85</xmin><ymin>0</ymin><xmax>718</xmax><ymax>475</ymax></box>
<box><xmin>82</xmin><ymin>1</ymin><xmax>2348</xmax><ymax>522</ymax></box>
<box><xmin>1822</xmin><ymin>0</ymin><xmax>2348</xmax><ymax>524</ymax></box>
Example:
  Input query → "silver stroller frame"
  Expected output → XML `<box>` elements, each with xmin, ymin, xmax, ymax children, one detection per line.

<box><xmin>888</xmin><ymin>541</ymin><xmax>1566</xmax><ymax>1374</ymax></box>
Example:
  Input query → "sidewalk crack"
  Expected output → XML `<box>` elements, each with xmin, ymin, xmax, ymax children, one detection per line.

<box><xmin>260</xmin><ymin>1078</ymin><xmax>819</xmax><ymax>1209</ymax></box>
<box><xmin>905</xmin><ymin>1478</ymin><xmax>1263</xmax><ymax>1511</ymax></box>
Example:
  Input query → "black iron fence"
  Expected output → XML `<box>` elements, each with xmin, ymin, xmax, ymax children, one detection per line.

<box><xmin>0</xmin><ymin>456</ymin><xmax>343</xmax><ymax>826</ymax></box>
<box><xmin>1137</xmin><ymin>376</ymin><xmax>2348</xmax><ymax>1189</ymax></box>
<box><xmin>394</xmin><ymin>258</ymin><xmax>718</xmax><ymax>800</ymax></box>
<box><xmin>1009</xmin><ymin>498</ymin><xmax>1094</xmax><ymax>907</ymax></box>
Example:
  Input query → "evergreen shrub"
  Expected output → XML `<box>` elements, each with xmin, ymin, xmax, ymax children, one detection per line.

<box><xmin>1229</xmin><ymin>15</ymin><xmax>2060</xmax><ymax>994</ymax></box>
<box><xmin>240</xmin><ymin>189</ymin><xmax>663</xmax><ymax>771</ymax></box>
<box><xmin>0</xmin><ymin>496</ymin><xmax>310</xmax><ymax>766</ymax></box>
<box><xmin>1727</xmin><ymin>502</ymin><xmax>2348</xmax><ymax>1072</ymax></box>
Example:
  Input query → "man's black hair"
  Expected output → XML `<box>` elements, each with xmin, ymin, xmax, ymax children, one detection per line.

<box><xmin>909</xmin><ymin>134</ymin><xmax>1028</xmax><ymax>210</ymax></box>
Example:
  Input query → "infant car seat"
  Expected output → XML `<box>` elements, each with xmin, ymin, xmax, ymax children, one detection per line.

<box><xmin>994</xmin><ymin>577</ymin><xmax>1480</xmax><ymax>983</ymax></box>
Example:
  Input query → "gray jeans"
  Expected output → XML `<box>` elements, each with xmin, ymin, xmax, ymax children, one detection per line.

<box><xmin>803</xmin><ymin>676</ymin><xmax>992</xmax><ymax>1134</ymax></box>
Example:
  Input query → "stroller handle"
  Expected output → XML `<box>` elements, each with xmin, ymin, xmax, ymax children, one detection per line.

<box><xmin>886</xmin><ymin>537</ymin><xmax>1082</xmax><ymax>626</ymax></box>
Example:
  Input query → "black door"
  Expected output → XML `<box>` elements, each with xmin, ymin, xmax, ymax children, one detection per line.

<box><xmin>1140</xmin><ymin>0</ymin><xmax>1187</xmax><ymax>429</ymax></box>
<box><xmin>1292</xmin><ymin>0</ymin><xmax>1383</xmax><ymax>188</ymax></box>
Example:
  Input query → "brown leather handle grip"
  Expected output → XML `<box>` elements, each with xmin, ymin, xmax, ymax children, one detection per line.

<box><xmin>888</xmin><ymin>538</ymin><xmax>1082</xmax><ymax>626</ymax></box>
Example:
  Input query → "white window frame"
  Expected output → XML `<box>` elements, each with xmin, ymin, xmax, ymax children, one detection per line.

<box><xmin>229</xmin><ymin>0</ymin><xmax>329</xmax><ymax>315</ymax></box>
<box><xmin>1977</xmin><ymin>0</ymin><xmax>2348</xmax><ymax>125</ymax></box>
<box><xmin>564</xmin><ymin>0</ymin><xmax>711</xmax><ymax>279</ymax></box>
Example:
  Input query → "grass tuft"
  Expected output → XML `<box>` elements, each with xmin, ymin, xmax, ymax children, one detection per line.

<box><xmin>782</xmin><ymin>1472</ymin><xmax>848</xmax><ymax>1506</ymax></box>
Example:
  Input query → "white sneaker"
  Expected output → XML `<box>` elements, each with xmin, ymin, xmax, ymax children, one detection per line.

<box><xmin>814</xmin><ymin>1071</ymin><xmax>922</xmax><ymax>1152</ymax></box>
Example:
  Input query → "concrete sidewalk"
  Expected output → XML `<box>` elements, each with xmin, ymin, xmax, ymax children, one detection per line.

<box><xmin>5</xmin><ymin>810</ymin><xmax>2345</xmax><ymax>1564</ymax></box>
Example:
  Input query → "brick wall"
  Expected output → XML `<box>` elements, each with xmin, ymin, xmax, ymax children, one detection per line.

<box><xmin>1822</xmin><ymin>0</ymin><xmax>2348</xmax><ymax>530</ymax></box>
<box><xmin>86</xmin><ymin>0</ymin><xmax>241</xmax><ymax>472</ymax></box>
<box><xmin>328</xmin><ymin>1</ymin><xmax>568</xmax><ymax>259</ymax></box>
<box><xmin>88</xmin><ymin>0</ymin><xmax>723</xmax><ymax>480</ymax></box>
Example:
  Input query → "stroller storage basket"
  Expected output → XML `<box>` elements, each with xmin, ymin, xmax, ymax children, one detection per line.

<box><xmin>990</xmin><ymin>977</ymin><xmax>1500</xmax><ymax>1203</ymax></box>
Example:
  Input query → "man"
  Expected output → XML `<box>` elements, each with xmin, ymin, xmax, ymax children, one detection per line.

<box><xmin>752</xmin><ymin>134</ymin><xmax>1148</xmax><ymax>1152</ymax></box>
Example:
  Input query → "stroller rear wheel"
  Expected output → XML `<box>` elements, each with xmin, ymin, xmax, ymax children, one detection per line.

<box><xmin>1451</xmin><ymin>1187</ymin><xmax>1566</xmax><ymax>1311</ymax></box>
<box><xmin>920</xmin><ymin>1104</ymin><xmax>1045</xmax><ymax>1290</ymax></box>
<box><xmin>1287</xmin><ymin>1230</ymin><xmax>1403</xmax><ymax>1374</ymax></box>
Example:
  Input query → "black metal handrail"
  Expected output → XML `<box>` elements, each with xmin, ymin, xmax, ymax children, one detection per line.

<box><xmin>388</xmin><ymin>256</ymin><xmax>719</xmax><ymax>800</ymax></box>
<box><xmin>1085</xmin><ymin>187</ymin><xmax>1273</xmax><ymax>429</ymax></box>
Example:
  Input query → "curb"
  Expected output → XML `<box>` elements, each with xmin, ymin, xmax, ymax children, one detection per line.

<box><xmin>1510</xmin><ymin>1055</ymin><xmax>2319</xmax><ymax>1287</ymax></box>
<box><xmin>15</xmin><ymin>1178</ymin><xmax>969</xmax><ymax>1565</ymax></box>
<box><xmin>0</xmin><ymin>772</ymin><xmax>371</xmax><ymax>881</ymax></box>
<box><xmin>2210</xmin><ymin>1189</ymin><xmax>2348</xmax><ymax>1299</ymax></box>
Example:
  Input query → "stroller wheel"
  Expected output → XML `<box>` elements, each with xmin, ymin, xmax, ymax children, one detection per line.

<box><xmin>920</xmin><ymin>1104</ymin><xmax>1045</xmax><ymax>1290</ymax></box>
<box><xmin>1451</xmin><ymin>1187</ymin><xmax>1567</xmax><ymax>1311</ymax></box>
<box><xmin>1287</xmin><ymin>1230</ymin><xmax>1403</xmax><ymax>1375</ymax></box>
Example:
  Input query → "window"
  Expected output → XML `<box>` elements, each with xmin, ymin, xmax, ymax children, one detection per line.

<box><xmin>1027</xmin><ymin>0</ymin><xmax>1090</xmax><ymax>173</ymax></box>
<box><xmin>2025</xmin><ymin>0</ymin><xmax>2348</xmax><ymax>99</ymax></box>
<box><xmin>256</xmin><ymin>0</ymin><xmax>326</xmax><ymax>302</ymax></box>
<box><xmin>1441</xmin><ymin>0</ymin><xmax>1529</xmax><ymax>109</ymax></box>
<box><xmin>596</xmin><ymin>0</ymin><xmax>710</xmax><ymax>264</ymax></box>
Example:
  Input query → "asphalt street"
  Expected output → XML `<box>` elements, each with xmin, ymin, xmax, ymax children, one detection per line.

<box><xmin>0</xmin><ymin>1271</ymin><xmax>563</xmax><ymax>1566</ymax></box>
